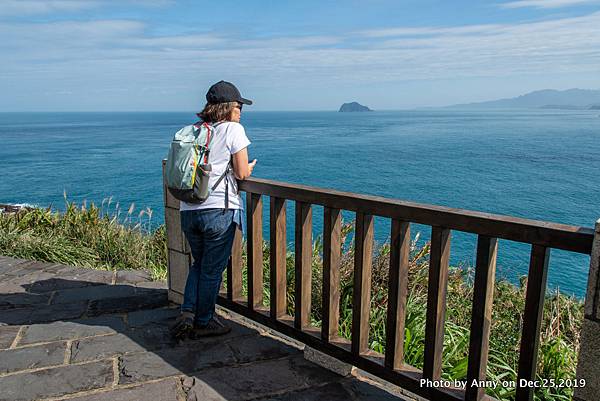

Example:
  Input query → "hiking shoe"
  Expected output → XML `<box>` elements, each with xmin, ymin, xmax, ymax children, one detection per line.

<box><xmin>191</xmin><ymin>316</ymin><xmax>231</xmax><ymax>338</ymax></box>
<box><xmin>169</xmin><ymin>314</ymin><xmax>194</xmax><ymax>340</ymax></box>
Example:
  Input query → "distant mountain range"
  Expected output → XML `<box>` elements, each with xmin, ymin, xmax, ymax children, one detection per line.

<box><xmin>447</xmin><ymin>89</ymin><xmax>600</xmax><ymax>110</ymax></box>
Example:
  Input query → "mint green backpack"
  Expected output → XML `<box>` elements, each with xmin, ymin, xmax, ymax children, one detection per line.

<box><xmin>165</xmin><ymin>122</ymin><xmax>230</xmax><ymax>205</ymax></box>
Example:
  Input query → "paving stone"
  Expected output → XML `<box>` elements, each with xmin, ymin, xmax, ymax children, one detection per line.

<box><xmin>134</xmin><ymin>280</ymin><xmax>168</xmax><ymax>289</ymax></box>
<box><xmin>185</xmin><ymin>354</ymin><xmax>342</xmax><ymax>401</ymax></box>
<box><xmin>119</xmin><ymin>340</ymin><xmax>237</xmax><ymax>384</ymax></box>
<box><xmin>0</xmin><ymin>326</ymin><xmax>21</xmax><ymax>349</ymax></box>
<box><xmin>115</xmin><ymin>270</ymin><xmax>152</xmax><ymax>285</ymax></box>
<box><xmin>183</xmin><ymin>377</ymin><xmax>228</xmax><ymax>401</ymax></box>
<box><xmin>126</xmin><ymin>307</ymin><xmax>180</xmax><ymax>328</ymax></box>
<box><xmin>24</xmin><ymin>274</ymin><xmax>109</xmax><ymax>294</ymax></box>
<box><xmin>255</xmin><ymin>381</ymin><xmax>353</xmax><ymax>401</ymax></box>
<box><xmin>0</xmin><ymin>272</ymin><xmax>56</xmax><ymax>291</ymax></box>
<box><xmin>0</xmin><ymin>292</ymin><xmax>50</xmax><ymax>310</ymax></box>
<box><xmin>87</xmin><ymin>289</ymin><xmax>168</xmax><ymax>316</ymax></box>
<box><xmin>20</xmin><ymin>315</ymin><xmax>126</xmax><ymax>345</ymax></box>
<box><xmin>0</xmin><ymin>301</ymin><xmax>88</xmax><ymax>325</ymax></box>
<box><xmin>64</xmin><ymin>378</ymin><xmax>180</xmax><ymax>401</ymax></box>
<box><xmin>0</xmin><ymin>360</ymin><xmax>113</xmax><ymax>401</ymax></box>
<box><xmin>228</xmin><ymin>334</ymin><xmax>301</xmax><ymax>364</ymax></box>
<box><xmin>71</xmin><ymin>333</ymin><xmax>147</xmax><ymax>363</ymax></box>
<box><xmin>0</xmin><ymin>341</ymin><xmax>66</xmax><ymax>374</ymax></box>
<box><xmin>124</xmin><ymin>323</ymin><xmax>178</xmax><ymax>350</ymax></box>
<box><xmin>0</xmin><ymin>261</ymin><xmax>45</xmax><ymax>280</ymax></box>
<box><xmin>52</xmin><ymin>284</ymin><xmax>137</xmax><ymax>304</ymax></box>
<box><xmin>341</xmin><ymin>377</ymin><xmax>409</xmax><ymax>401</ymax></box>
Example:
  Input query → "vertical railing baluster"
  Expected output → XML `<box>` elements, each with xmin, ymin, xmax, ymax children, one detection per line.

<box><xmin>270</xmin><ymin>197</ymin><xmax>287</xmax><ymax>319</ymax></box>
<box><xmin>385</xmin><ymin>219</ymin><xmax>410</xmax><ymax>370</ymax></box>
<box><xmin>423</xmin><ymin>226</ymin><xmax>451</xmax><ymax>380</ymax></box>
<box><xmin>516</xmin><ymin>245</ymin><xmax>550</xmax><ymax>401</ymax></box>
<box><xmin>466</xmin><ymin>235</ymin><xmax>498</xmax><ymax>401</ymax></box>
<box><xmin>351</xmin><ymin>212</ymin><xmax>374</xmax><ymax>356</ymax></box>
<box><xmin>322</xmin><ymin>207</ymin><xmax>342</xmax><ymax>342</ymax></box>
<box><xmin>247</xmin><ymin>193</ymin><xmax>263</xmax><ymax>310</ymax></box>
<box><xmin>227</xmin><ymin>223</ymin><xmax>243</xmax><ymax>301</ymax></box>
<box><xmin>294</xmin><ymin>201</ymin><xmax>313</xmax><ymax>329</ymax></box>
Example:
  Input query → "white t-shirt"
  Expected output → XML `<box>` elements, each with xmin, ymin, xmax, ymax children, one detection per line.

<box><xmin>180</xmin><ymin>122</ymin><xmax>250</xmax><ymax>211</ymax></box>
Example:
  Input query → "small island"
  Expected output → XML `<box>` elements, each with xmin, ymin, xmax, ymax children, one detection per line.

<box><xmin>338</xmin><ymin>102</ymin><xmax>372</xmax><ymax>112</ymax></box>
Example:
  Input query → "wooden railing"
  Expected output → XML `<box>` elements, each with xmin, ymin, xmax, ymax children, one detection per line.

<box><xmin>216</xmin><ymin>178</ymin><xmax>594</xmax><ymax>401</ymax></box>
<box><xmin>163</xmin><ymin>167</ymin><xmax>595</xmax><ymax>401</ymax></box>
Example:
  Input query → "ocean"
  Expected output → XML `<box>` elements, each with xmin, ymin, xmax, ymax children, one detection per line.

<box><xmin>1</xmin><ymin>110</ymin><xmax>598</xmax><ymax>297</ymax></box>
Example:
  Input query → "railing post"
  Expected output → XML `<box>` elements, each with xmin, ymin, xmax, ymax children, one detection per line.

<box><xmin>466</xmin><ymin>235</ymin><xmax>498</xmax><ymax>401</ymax></box>
<box><xmin>575</xmin><ymin>219</ymin><xmax>600</xmax><ymax>401</ymax></box>
<box><xmin>322</xmin><ymin>207</ymin><xmax>342</xmax><ymax>342</ymax></box>
<box><xmin>516</xmin><ymin>244</ymin><xmax>550</xmax><ymax>401</ymax></box>
<box><xmin>351</xmin><ymin>212</ymin><xmax>374</xmax><ymax>356</ymax></box>
<box><xmin>423</xmin><ymin>226</ymin><xmax>451</xmax><ymax>380</ymax></box>
<box><xmin>385</xmin><ymin>219</ymin><xmax>410</xmax><ymax>370</ymax></box>
<box><xmin>270</xmin><ymin>197</ymin><xmax>287</xmax><ymax>319</ymax></box>
<box><xmin>247</xmin><ymin>193</ymin><xmax>264</xmax><ymax>310</ymax></box>
<box><xmin>294</xmin><ymin>201</ymin><xmax>313</xmax><ymax>329</ymax></box>
<box><xmin>227</xmin><ymin>224</ymin><xmax>243</xmax><ymax>301</ymax></box>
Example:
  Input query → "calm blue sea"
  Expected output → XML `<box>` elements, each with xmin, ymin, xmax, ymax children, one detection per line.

<box><xmin>1</xmin><ymin>110</ymin><xmax>598</xmax><ymax>297</ymax></box>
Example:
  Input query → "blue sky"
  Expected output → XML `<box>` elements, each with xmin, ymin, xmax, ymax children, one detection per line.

<box><xmin>2</xmin><ymin>0</ymin><xmax>600</xmax><ymax>111</ymax></box>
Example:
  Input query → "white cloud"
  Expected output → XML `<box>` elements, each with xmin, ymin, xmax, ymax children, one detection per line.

<box><xmin>2</xmin><ymin>11</ymin><xmax>600</xmax><ymax>109</ymax></box>
<box><xmin>0</xmin><ymin>0</ymin><xmax>172</xmax><ymax>16</ymax></box>
<box><xmin>499</xmin><ymin>0</ymin><xmax>600</xmax><ymax>9</ymax></box>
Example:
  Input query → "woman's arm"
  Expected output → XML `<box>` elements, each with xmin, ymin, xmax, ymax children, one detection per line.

<box><xmin>232</xmin><ymin>148</ymin><xmax>257</xmax><ymax>180</ymax></box>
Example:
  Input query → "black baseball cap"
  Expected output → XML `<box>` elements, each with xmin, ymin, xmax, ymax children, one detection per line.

<box><xmin>206</xmin><ymin>80</ymin><xmax>253</xmax><ymax>105</ymax></box>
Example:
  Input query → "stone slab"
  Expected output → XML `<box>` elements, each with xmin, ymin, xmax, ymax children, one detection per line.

<box><xmin>228</xmin><ymin>334</ymin><xmax>301</xmax><ymax>363</ymax></box>
<box><xmin>119</xmin><ymin>338</ymin><xmax>239</xmax><ymax>384</ymax></box>
<box><xmin>65</xmin><ymin>378</ymin><xmax>180</xmax><ymax>401</ymax></box>
<box><xmin>255</xmin><ymin>381</ymin><xmax>354</xmax><ymax>401</ymax></box>
<box><xmin>575</xmin><ymin>318</ymin><xmax>600</xmax><ymax>401</ymax></box>
<box><xmin>0</xmin><ymin>326</ymin><xmax>21</xmax><ymax>349</ymax></box>
<box><xmin>115</xmin><ymin>270</ymin><xmax>152</xmax><ymax>285</ymax></box>
<box><xmin>87</xmin><ymin>289</ymin><xmax>168</xmax><ymax>316</ymax></box>
<box><xmin>71</xmin><ymin>333</ymin><xmax>147</xmax><ymax>363</ymax></box>
<box><xmin>52</xmin><ymin>284</ymin><xmax>137</xmax><ymax>304</ymax></box>
<box><xmin>0</xmin><ymin>300</ymin><xmax>88</xmax><ymax>325</ymax></box>
<box><xmin>0</xmin><ymin>360</ymin><xmax>113</xmax><ymax>401</ymax></box>
<box><xmin>185</xmin><ymin>354</ymin><xmax>341</xmax><ymax>401</ymax></box>
<box><xmin>19</xmin><ymin>315</ymin><xmax>126</xmax><ymax>345</ymax></box>
<box><xmin>0</xmin><ymin>292</ymin><xmax>50</xmax><ymax>310</ymax></box>
<box><xmin>0</xmin><ymin>341</ymin><xmax>66</xmax><ymax>374</ymax></box>
<box><xmin>126</xmin><ymin>307</ymin><xmax>180</xmax><ymax>328</ymax></box>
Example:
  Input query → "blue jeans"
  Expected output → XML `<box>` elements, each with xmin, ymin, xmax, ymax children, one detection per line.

<box><xmin>180</xmin><ymin>208</ymin><xmax>237</xmax><ymax>326</ymax></box>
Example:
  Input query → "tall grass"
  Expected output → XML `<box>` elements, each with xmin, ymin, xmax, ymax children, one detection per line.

<box><xmin>0</xmin><ymin>198</ymin><xmax>167</xmax><ymax>280</ymax></box>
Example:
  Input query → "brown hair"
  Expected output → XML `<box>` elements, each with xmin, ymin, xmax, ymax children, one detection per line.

<box><xmin>197</xmin><ymin>102</ymin><xmax>237</xmax><ymax>123</ymax></box>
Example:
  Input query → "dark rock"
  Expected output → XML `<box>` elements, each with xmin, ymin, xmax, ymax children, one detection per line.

<box><xmin>339</xmin><ymin>102</ymin><xmax>372</xmax><ymax>112</ymax></box>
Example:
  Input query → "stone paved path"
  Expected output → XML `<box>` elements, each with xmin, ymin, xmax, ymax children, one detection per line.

<box><xmin>0</xmin><ymin>256</ymin><xmax>411</xmax><ymax>401</ymax></box>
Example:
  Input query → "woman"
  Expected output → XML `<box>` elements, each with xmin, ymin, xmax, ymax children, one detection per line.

<box><xmin>170</xmin><ymin>80</ymin><xmax>257</xmax><ymax>339</ymax></box>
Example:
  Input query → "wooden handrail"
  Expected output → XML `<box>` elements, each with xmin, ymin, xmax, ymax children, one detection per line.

<box><xmin>238</xmin><ymin>178</ymin><xmax>593</xmax><ymax>254</ymax></box>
